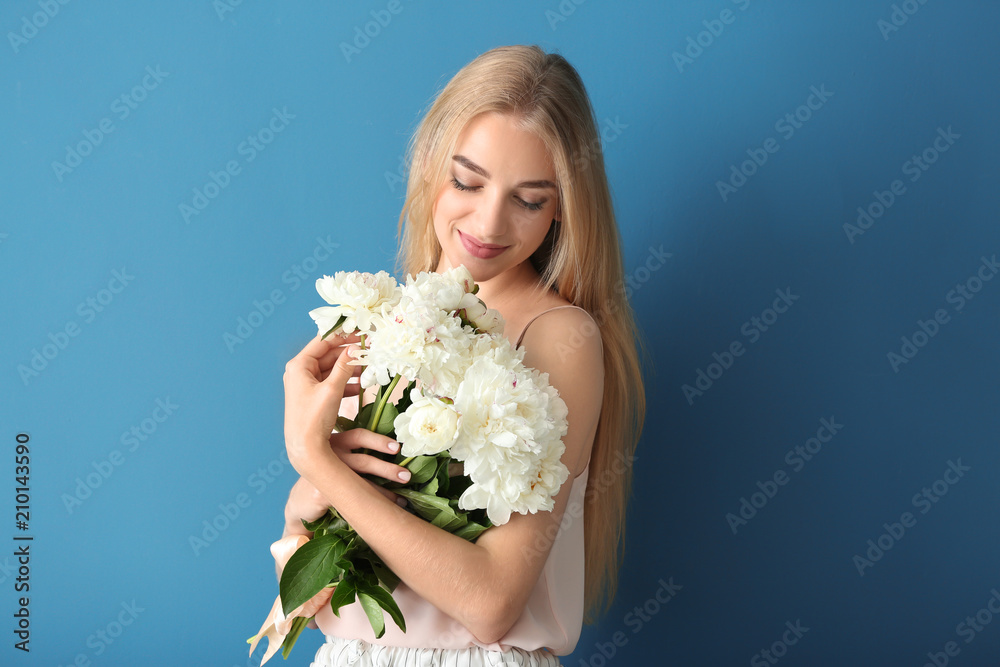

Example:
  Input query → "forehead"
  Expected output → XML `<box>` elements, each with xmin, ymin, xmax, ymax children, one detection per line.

<box><xmin>454</xmin><ymin>112</ymin><xmax>556</xmax><ymax>179</ymax></box>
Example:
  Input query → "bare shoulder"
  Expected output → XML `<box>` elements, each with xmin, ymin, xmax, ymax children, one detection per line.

<box><xmin>518</xmin><ymin>305</ymin><xmax>604</xmax><ymax>477</ymax></box>
<box><xmin>519</xmin><ymin>298</ymin><xmax>602</xmax><ymax>354</ymax></box>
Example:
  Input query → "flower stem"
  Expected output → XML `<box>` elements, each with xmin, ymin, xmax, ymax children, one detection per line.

<box><xmin>367</xmin><ymin>373</ymin><xmax>401</xmax><ymax>432</ymax></box>
<box><xmin>281</xmin><ymin>615</ymin><xmax>310</xmax><ymax>659</ymax></box>
<box><xmin>358</xmin><ymin>335</ymin><xmax>367</xmax><ymax>415</ymax></box>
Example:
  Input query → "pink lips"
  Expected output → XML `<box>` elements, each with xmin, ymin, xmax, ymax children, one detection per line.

<box><xmin>458</xmin><ymin>230</ymin><xmax>508</xmax><ymax>259</ymax></box>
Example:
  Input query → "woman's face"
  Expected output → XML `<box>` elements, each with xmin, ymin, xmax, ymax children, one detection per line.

<box><xmin>432</xmin><ymin>112</ymin><xmax>560</xmax><ymax>283</ymax></box>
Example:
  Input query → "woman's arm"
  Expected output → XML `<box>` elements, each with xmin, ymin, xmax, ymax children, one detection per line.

<box><xmin>284</xmin><ymin>309</ymin><xmax>604</xmax><ymax>644</ymax></box>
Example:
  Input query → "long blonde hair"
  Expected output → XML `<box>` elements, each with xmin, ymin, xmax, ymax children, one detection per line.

<box><xmin>395</xmin><ymin>45</ymin><xmax>647</xmax><ymax>624</ymax></box>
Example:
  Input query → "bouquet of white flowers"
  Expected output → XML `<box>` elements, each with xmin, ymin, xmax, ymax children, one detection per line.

<box><xmin>248</xmin><ymin>266</ymin><xmax>570</xmax><ymax>663</ymax></box>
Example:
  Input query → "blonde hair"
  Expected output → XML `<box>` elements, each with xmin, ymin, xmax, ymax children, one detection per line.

<box><xmin>394</xmin><ymin>45</ymin><xmax>647</xmax><ymax>624</ymax></box>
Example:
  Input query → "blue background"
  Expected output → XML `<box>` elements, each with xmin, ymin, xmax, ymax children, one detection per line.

<box><xmin>1</xmin><ymin>1</ymin><xmax>998</xmax><ymax>665</ymax></box>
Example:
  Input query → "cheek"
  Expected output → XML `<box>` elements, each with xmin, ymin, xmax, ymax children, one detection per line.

<box><xmin>433</xmin><ymin>190</ymin><xmax>463</xmax><ymax>225</ymax></box>
<box><xmin>529</xmin><ymin>218</ymin><xmax>553</xmax><ymax>246</ymax></box>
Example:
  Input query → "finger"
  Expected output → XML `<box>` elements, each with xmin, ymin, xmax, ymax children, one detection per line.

<box><xmin>321</xmin><ymin>344</ymin><xmax>359</xmax><ymax>392</ymax></box>
<box><xmin>332</xmin><ymin>428</ymin><xmax>400</xmax><ymax>456</ymax></box>
<box><xmin>318</xmin><ymin>331</ymin><xmax>363</xmax><ymax>349</ymax></box>
<box><xmin>343</xmin><ymin>451</ymin><xmax>412</xmax><ymax>484</ymax></box>
<box><xmin>316</xmin><ymin>345</ymin><xmax>365</xmax><ymax>374</ymax></box>
<box><xmin>293</xmin><ymin>334</ymin><xmax>337</xmax><ymax>364</ymax></box>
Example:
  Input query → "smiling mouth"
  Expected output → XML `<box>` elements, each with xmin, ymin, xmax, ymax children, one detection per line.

<box><xmin>458</xmin><ymin>230</ymin><xmax>509</xmax><ymax>259</ymax></box>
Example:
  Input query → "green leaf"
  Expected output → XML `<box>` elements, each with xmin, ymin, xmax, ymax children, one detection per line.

<box><xmin>433</xmin><ymin>457</ymin><xmax>452</xmax><ymax>495</ymax></box>
<box><xmin>328</xmin><ymin>578</ymin><xmax>357</xmax><ymax>617</ymax></box>
<box><xmin>279</xmin><ymin>534</ymin><xmax>347</xmax><ymax>616</ymax></box>
<box><xmin>392</xmin><ymin>488</ymin><xmax>467</xmax><ymax>532</ymax></box>
<box><xmin>357</xmin><ymin>403</ymin><xmax>374</xmax><ymax>430</ymax></box>
<box><xmin>301</xmin><ymin>510</ymin><xmax>335</xmax><ymax>532</ymax></box>
<box><xmin>372</xmin><ymin>401</ymin><xmax>398</xmax><ymax>436</ymax></box>
<box><xmin>358</xmin><ymin>591</ymin><xmax>386</xmax><ymax>638</ymax></box>
<box><xmin>405</xmin><ymin>456</ymin><xmax>439</xmax><ymax>485</ymax></box>
<box><xmin>453</xmin><ymin>520</ymin><xmax>492</xmax><ymax>542</ymax></box>
<box><xmin>393</xmin><ymin>488</ymin><xmax>451</xmax><ymax>517</ymax></box>
<box><xmin>430</xmin><ymin>505</ymin><xmax>467</xmax><ymax>531</ymax></box>
<box><xmin>354</xmin><ymin>558</ymin><xmax>379</xmax><ymax>588</ymax></box>
<box><xmin>419</xmin><ymin>474</ymin><xmax>440</xmax><ymax>496</ymax></box>
<box><xmin>371</xmin><ymin>560</ymin><xmax>401</xmax><ymax>592</ymax></box>
<box><xmin>321</xmin><ymin>314</ymin><xmax>347</xmax><ymax>339</ymax></box>
<box><xmin>396</xmin><ymin>380</ymin><xmax>417</xmax><ymax>414</ymax></box>
<box><xmin>359</xmin><ymin>582</ymin><xmax>407</xmax><ymax>634</ymax></box>
<box><xmin>335</xmin><ymin>416</ymin><xmax>358</xmax><ymax>432</ymax></box>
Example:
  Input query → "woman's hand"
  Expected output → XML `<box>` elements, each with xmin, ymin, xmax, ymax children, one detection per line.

<box><xmin>282</xmin><ymin>332</ymin><xmax>361</xmax><ymax>474</ymax></box>
<box><xmin>282</xmin><ymin>332</ymin><xmax>412</xmax><ymax>495</ymax></box>
<box><xmin>282</xmin><ymin>477</ymin><xmax>338</xmax><ymax>538</ymax></box>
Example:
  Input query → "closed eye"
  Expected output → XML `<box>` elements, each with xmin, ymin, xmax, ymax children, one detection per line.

<box><xmin>450</xmin><ymin>176</ymin><xmax>546</xmax><ymax>212</ymax></box>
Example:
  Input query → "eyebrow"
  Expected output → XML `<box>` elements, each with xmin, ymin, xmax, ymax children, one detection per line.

<box><xmin>452</xmin><ymin>155</ymin><xmax>558</xmax><ymax>190</ymax></box>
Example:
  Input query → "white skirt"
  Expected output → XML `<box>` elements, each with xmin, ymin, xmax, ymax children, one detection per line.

<box><xmin>310</xmin><ymin>634</ymin><xmax>562</xmax><ymax>667</ymax></box>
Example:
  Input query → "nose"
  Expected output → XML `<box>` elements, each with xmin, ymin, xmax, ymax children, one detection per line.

<box><xmin>469</xmin><ymin>189</ymin><xmax>508</xmax><ymax>242</ymax></box>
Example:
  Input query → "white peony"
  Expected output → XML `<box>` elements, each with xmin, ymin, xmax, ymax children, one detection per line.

<box><xmin>393</xmin><ymin>389</ymin><xmax>459</xmax><ymax>457</ymax></box>
<box><xmin>309</xmin><ymin>270</ymin><xmax>400</xmax><ymax>336</ymax></box>
<box><xmin>472</xmin><ymin>307</ymin><xmax>505</xmax><ymax>335</ymax></box>
<box><xmin>352</xmin><ymin>270</ymin><xmax>492</xmax><ymax>395</ymax></box>
<box><xmin>442</xmin><ymin>265</ymin><xmax>476</xmax><ymax>294</ymax></box>
<box><xmin>306</xmin><ymin>267</ymin><xmax>571</xmax><ymax>527</ymax></box>
<box><xmin>449</xmin><ymin>344</ymin><xmax>570</xmax><ymax>525</ymax></box>
<box><xmin>403</xmin><ymin>270</ymin><xmax>466</xmax><ymax>313</ymax></box>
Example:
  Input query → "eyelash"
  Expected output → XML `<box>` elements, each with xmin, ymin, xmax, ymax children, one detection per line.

<box><xmin>450</xmin><ymin>176</ymin><xmax>545</xmax><ymax>212</ymax></box>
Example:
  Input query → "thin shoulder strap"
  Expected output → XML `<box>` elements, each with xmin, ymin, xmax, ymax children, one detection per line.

<box><xmin>514</xmin><ymin>305</ymin><xmax>595</xmax><ymax>349</ymax></box>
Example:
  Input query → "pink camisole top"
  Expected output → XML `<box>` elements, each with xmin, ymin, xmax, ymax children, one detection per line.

<box><xmin>313</xmin><ymin>305</ymin><xmax>599</xmax><ymax>656</ymax></box>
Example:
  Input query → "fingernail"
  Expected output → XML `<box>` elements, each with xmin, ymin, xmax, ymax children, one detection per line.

<box><xmin>388</xmin><ymin>441</ymin><xmax>399</xmax><ymax>453</ymax></box>
<box><xmin>397</xmin><ymin>470</ymin><xmax>411</xmax><ymax>482</ymax></box>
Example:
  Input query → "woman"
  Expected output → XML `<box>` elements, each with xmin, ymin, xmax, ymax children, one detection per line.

<box><xmin>279</xmin><ymin>45</ymin><xmax>646</xmax><ymax>666</ymax></box>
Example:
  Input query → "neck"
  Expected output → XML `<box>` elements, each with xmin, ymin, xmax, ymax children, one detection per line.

<box><xmin>476</xmin><ymin>262</ymin><xmax>540</xmax><ymax>310</ymax></box>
